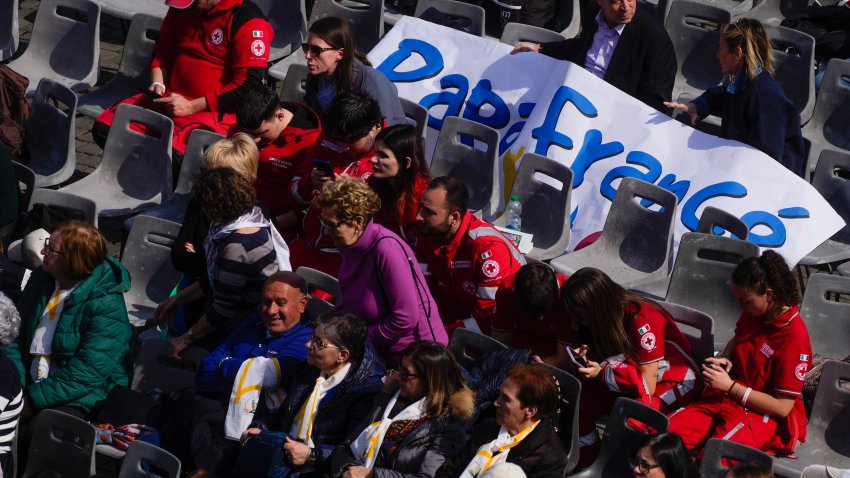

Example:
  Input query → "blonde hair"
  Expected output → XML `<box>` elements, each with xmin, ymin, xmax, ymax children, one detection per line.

<box><xmin>315</xmin><ymin>177</ymin><xmax>380</xmax><ymax>225</ymax></box>
<box><xmin>203</xmin><ymin>133</ymin><xmax>259</xmax><ymax>183</ymax></box>
<box><xmin>720</xmin><ymin>18</ymin><xmax>774</xmax><ymax>80</ymax></box>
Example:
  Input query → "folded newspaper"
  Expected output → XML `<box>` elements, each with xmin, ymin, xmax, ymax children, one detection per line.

<box><xmin>495</xmin><ymin>227</ymin><xmax>533</xmax><ymax>255</ymax></box>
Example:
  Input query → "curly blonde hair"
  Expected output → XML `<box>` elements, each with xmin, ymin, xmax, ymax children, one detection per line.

<box><xmin>315</xmin><ymin>177</ymin><xmax>380</xmax><ymax>225</ymax></box>
<box><xmin>203</xmin><ymin>133</ymin><xmax>259</xmax><ymax>183</ymax></box>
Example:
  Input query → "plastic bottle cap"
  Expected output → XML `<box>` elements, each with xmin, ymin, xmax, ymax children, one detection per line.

<box><xmin>510</xmin><ymin>195</ymin><xmax>519</xmax><ymax>202</ymax></box>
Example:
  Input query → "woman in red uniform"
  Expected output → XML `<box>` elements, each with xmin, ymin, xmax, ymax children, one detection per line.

<box><xmin>561</xmin><ymin>267</ymin><xmax>701</xmax><ymax>465</ymax></box>
<box><xmin>668</xmin><ymin>250</ymin><xmax>811</xmax><ymax>457</ymax></box>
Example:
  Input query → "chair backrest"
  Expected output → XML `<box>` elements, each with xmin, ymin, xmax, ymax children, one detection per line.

<box><xmin>803</xmin><ymin>58</ymin><xmax>850</xmax><ymax>172</ymax></box>
<box><xmin>494</xmin><ymin>153</ymin><xmax>573</xmax><ymax>261</ymax></box>
<box><xmin>665</xmin><ymin>0</ymin><xmax>732</xmax><ymax>97</ymax></box>
<box><xmin>119</xmin><ymin>441</ymin><xmax>181</xmax><ymax>478</ymax></box>
<box><xmin>764</xmin><ymin>24</ymin><xmax>815</xmax><ymax>125</ymax></box>
<box><xmin>175</xmin><ymin>129</ymin><xmax>225</xmax><ymax>196</ymax></box>
<box><xmin>253</xmin><ymin>0</ymin><xmax>307</xmax><ymax>61</ymax></box>
<box><xmin>699</xmin><ymin>438</ymin><xmax>773</xmax><ymax>478</ymax></box>
<box><xmin>400</xmin><ymin>97</ymin><xmax>428</xmax><ymax>140</ymax></box>
<box><xmin>695</xmin><ymin>206</ymin><xmax>749</xmax><ymax>240</ymax></box>
<box><xmin>310</xmin><ymin>0</ymin><xmax>384</xmax><ymax>51</ymax></box>
<box><xmin>448</xmin><ymin>327</ymin><xmax>508</xmax><ymax>367</ymax></box>
<box><xmin>122</xmin><ymin>216</ymin><xmax>182</xmax><ymax>325</ymax></box>
<box><xmin>29</xmin><ymin>188</ymin><xmax>98</xmax><ymax>228</ymax></box>
<box><xmin>598</xmin><ymin>177</ymin><xmax>678</xmax><ymax>275</ymax></box>
<box><xmin>119</xmin><ymin>14</ymin><xmax>162</xmax><ymax>79</ymax></box>
<box><xmin>557</xmin><ymin>0</ymin><xmax>581</xmax><ymax>38</ymax></box>
<box><xmin>26</xmin><ymin>78</ymin><xmax>77</xmax><ymax>186</ymax></box>
<box><xmin>664</xmin><ymin>232</ymin><xmax>758</xmax><ymax>350</ymax></box>
<box><xmin>296</xmin><ymin>266</ymin><xmax>342</xmax><ymax>302</ymax></box>
<box><xmin>656</xmin><ymin>300</ymin><xmax>715</xmax><ymax>365</ymax></box>
<box><xmin>537</xmin><ymin>363</ymin><xmax>582</xmax><ymax>475</ymax></box>
<box><xmin>415</xmin><ymin>0</ymin><xmax>486</xmax><ymax>36</ymax></box>
<box><xmin>22</xmin><ymin>409</ymin><xmax>97</xmax><ymax>478</ymax></box>
<box><xmin>800</xmin><ymin>274</ymin><xmax>850</xmax><ymax>360</ymax></box>
<box><xmin>808</xmin><ymin>360</ymin><xmax>850</xmax><ymax>439</ymax></box>
<box><xmin>499</xmin><ymin>22</ymin><xmax>566</xmax><ymax>45</ymax></box>
<box><xmin>280</xmin><ymin>63</ymin><xmax>308</xmax><ymax>103</ymax></box>
<box><xmin>131</xmin><ymin>338</ymin><xmax>209</xmax><ymax>395</ymax></box>
<box><xmin>430</xmin><ymin>116</ymin><xmax>501</xmax><ymax>218</ymax></box>
<box><xmin>0</xmin><ymin>0</ymin><xmax>19</xmax><ymax>60</ymax></box>
<box><xmin>810</xmin><ymin>149</ymin><xmax>850</xmax><ymax>244</ymax></box>
<box><xmin>12</xmin><ymin>161</ymin><xmax>35</xmax><ymax>214</ymax></box>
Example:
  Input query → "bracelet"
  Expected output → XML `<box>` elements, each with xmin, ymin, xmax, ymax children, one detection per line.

<box><xmin>741</xmin><ymin>387</ymin><xmax>753</xmax><ymax>407</ymax></box>
<box><xmin>218</xmin><ymin>356</ymin><xmax>232</xmax><ymax>369</ymax></box>
<box><xmin>726</xmin><ymin>382</ymin><xmax>737</xmax><ymax>396</ymax></box>
<box><xmin>151</xmin><ymin>81</ymin><xmax>166</xmax><ymax>90</ymax></box>
<box><xmin>186</xmin><ymin>327</ymin><xmax>196</xmax><ymax>342</ymax></box>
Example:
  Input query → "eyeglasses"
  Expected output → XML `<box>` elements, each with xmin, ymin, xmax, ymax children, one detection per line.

<box><xmin>301</xmin><ymin>43</ymin><xmax>338</xmax><ymax>57</ymax></box>
<box><xmin>42</xmin><ymin>237</ymin><xmax>63</xmax><ymax>256</ymax></box>
<box><xmin>628</xmin><ymin>457</ymin><xmax>661</xmax><ymax>474</ymax></box>
<box><xmin>319</xmin><ymin>216</ymin><xmax>345</xmax><ymax>230</ymax></box>
<box><xmin>310</xmin><ymin>334</ymin><xmax>342</xmax><ymax>351</ymax></box>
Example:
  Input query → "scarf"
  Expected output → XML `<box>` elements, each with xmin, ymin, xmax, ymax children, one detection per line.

<box><xmin>29</xmin><ymin>281</ymin><xmax>77</xmax><ymax>382</ymax></box>
<box><xmin>204</xmin><ymin>206</ymin><xmax>291</xmax><ymax>287</ymax></box>
<box><xmin>290</xmin><ymin>363</ymin><xmax>352</xmax><ymax>447</ymax></box>
<box><xmin>224</xmin><ymin>357</ymin><xmax>286</xmax><ymax>440</ymax></box>
<box><xmin>349</xmin><ymin>391</ymin><xmax>426</xmax><ymax>468</ymax></box>
<box><xmin>458</xmin><ymin>421</ymin><xmax>539</xmax><ymax>478</ymax></box>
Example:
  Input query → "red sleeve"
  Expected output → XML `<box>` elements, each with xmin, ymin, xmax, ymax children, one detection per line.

<box><xmin>774</xmin><ymin>320</ymin><xmax>812</xmax><ymax>397</ymax></box>
<box><xmin>150</xmin><ymin>9</ymin><xmax>178</xmax><ymax>73</ymax></box>
<box><xmin>470</xmin><ymin>241</ymin><xmax>516</xmax><ymax>327</ymax></box>
<box><xmin>206</xmin><ymin>17</ymin><xmax>273</xmax><ymax>111</ymax></box>
<box><xmin>491</xmin><ymin>286</ymin><xmax>517</xmax><ymax>333</ymax></box>
<box><xmin>631</xmin><ymin>304</ymin><xmax>667</xmax><ymax>364</ymax></box>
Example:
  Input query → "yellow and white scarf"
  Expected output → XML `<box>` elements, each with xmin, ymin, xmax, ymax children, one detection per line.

<box><xmin>289</xmin><ymin>363</ymin><xmax>351</xmax><ymax>448</ymax></box>
<box><xmin>224</xmin><ymin>357</ymin><xmax>286</xmax><ymax>440</ymax></box>
<box><xmin>29</xmin><ymin>281</ymin><xmax>77</xmax><ymax>382</ymax></box>
<box><xmin>349</xmin><ymin>391</ymin><xmax>426</xmax><ymax>468</ymax></box>
<box><xmin>458</xmin><ymin>421</ymin><xmax>540</xmax><ymax>478</ymax></box>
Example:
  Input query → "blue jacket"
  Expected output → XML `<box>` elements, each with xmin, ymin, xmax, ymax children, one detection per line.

<box><xmin>195</xmin><ymin>314</ymin><xmax>313</xmax><ymax>401</ymax></box>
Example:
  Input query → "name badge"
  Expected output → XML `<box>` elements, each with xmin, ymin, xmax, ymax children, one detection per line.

<box><xmin>451</xmin><ymin>260</ymin><xmax>471</xmax><ymax>269</ymax></box>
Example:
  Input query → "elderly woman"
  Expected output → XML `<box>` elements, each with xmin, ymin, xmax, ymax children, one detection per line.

<box><xmin>157</xmin><ymin>168</ymin><xmax>291</xmax><ymax>359</ymax></box>
<box><xmin>316</xmin><ymin>177</ymin><xmax>446</xmax><ymax>367</ymax></box>
<box><xmin>437</xmin><ymin>364</ymin><xmax>568</xmax><ymax>478</ymax></box>
<box><xmin>240</xmin><ymin>311</ymin><xmax>386</xmax><ymax>477</ymax></box>
<box><xmin>0</xmin><ymin>292</ymin><xmax>22</xmax><ymax>476</ymax></box>
<box><xmin>4</xmin><ymin>221</ymin><xmax>131</xmax><ymax>419</ymax></box>
<box><xmin>665</xmin><ymin>18</ymin><xmax>804</xmax><ymax>177</ymax></box>
<box><xmin>330</xmin><ymin>341</ymin><xmax>474</xmax><ymax>478</ymax></box>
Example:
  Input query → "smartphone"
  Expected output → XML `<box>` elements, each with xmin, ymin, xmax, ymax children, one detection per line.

<box><xmin>313</xmin><ymin>159</ymin><xmax>334</xmax><ymax>177</ymax></box>
<box><xmin>138</xmin><ymin>86</ymin><xmax>163</xmax><ymax>99</ymax></box>
<box><xmin>566</xmin><ymin>345</ymin><xmax>588</xmax><ymax>368</ymax></box>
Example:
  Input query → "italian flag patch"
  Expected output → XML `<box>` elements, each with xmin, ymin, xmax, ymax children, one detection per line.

<box><xmin>480</xmin><ymin>251</ymin><xmax>492</xmax><ymax>260</ymax></box>
<box><xmin>637</xmin><ymin>325</ymin><xmax>651</xmax><ymax>335</ymax></box>
<box><xmin>800</xmin><ymin>354</ymin><xmax>809</xmax><ymax>361</ymax></box>
<box><xmin>253</xmin><ymin>30</ymin><xmax>263</xmax><ymax>37</ymax></box>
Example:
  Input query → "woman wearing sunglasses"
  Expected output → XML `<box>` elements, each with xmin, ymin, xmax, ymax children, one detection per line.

<box><xmin>241</xmin><ymin>311</ymin><xmax>385</xmax><ymax>478</ymax></box>
<box><xmin>301</xmin><ymin>16</ymin><xmax>407</xmax><ymax>127</ymax></box>
<box><xmin>629</xmin><ymin>433</ymin><xmax>698</xmax><ymax>478</ymax></box>
<box><xmin>331</xmin><ymin>341</ymin><xmax>475</xmax><ymax>478</ymax></box>
<box><xmin>316</xmin><ymin>177</ymin><xmax>447</xmax><ymax>367</ymax></box>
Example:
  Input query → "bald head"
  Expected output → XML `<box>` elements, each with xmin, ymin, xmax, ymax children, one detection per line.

<box><xmin>261</xmin><ymin>271</ymin><xmax>309</xmax><ymax>334</ymax></box>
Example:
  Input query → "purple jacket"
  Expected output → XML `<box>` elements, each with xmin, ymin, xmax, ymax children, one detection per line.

<box><xmin>337</xmin><ymin>221</ymin><xmax>447</xmax><ymax>366</ymax></box>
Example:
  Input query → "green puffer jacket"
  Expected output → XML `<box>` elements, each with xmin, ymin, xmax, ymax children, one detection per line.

<box><xmin>4</xmin><ymin>256</ymin><xmax>132</xmax><ymax>414</ymax></box>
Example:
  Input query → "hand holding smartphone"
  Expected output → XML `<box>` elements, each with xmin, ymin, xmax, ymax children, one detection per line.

<box><xmin>566</xmin><ymin>345</ymin><xmax>588</xmax><ymax>368</ymax></box>
<box><xmin>139</xmin><ymin>86</ymin><xmax>163</xmax><ymax>99</ymax></box>
<box><xmin>313</xmin><ymin>159</ymin><xmax>334</xmax><ymax>177</ymax></box>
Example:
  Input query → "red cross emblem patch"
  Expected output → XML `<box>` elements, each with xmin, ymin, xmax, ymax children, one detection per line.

<box><xmin>251</xmin><ymin>39</ymin><xmax>266</xmax><ymax>57</ymax></box>
<box><xmin>481</xmin><ymin>259</ymin><xmax>500</xmax><ymax>278</ymax></box>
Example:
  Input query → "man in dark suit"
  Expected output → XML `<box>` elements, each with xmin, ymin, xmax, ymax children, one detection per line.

<box><xmin>512</xmin><ymin>0</ymin><xmax>676</xmax><ymax>113</ymax></box>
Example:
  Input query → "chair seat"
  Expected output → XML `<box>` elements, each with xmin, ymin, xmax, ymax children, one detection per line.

<box><xmin>96</xmin><ymin>0</ymin><xmax>167</xmax><ymax>19</ymax></box>
<box><xmin>10</xmin><ymin>62</ymin><xmax>96</xmax><ymax>97</ymax></box>
<box><xmin>629</xmin><ymin>277</ymin><xmax>669</xmax><ymax>300</ymax></box>
<box><xmin>123</xmin><ymin>194</ymin><xmax>192</xmax><ymax>232</ymax></box>
<box><xmin>837</xmin><ymin>261</ymin><xmax>850</xmax><ymax>276</ymax></box>
<box><xmin>95</xmin><ymin>444</ymin><xmax>127</xmax><ymax>460</ymax></box>
<box><xmin>797</xmin><ymin>239</ymin><xmax>850</xmax><ymax>266</ymax></box>
<box><xmin>550</xmin><ymin>246</ymin><xmax>668</xmax><ymax>289</ymax></box>
<box><xmin>701</xmin><ymin>0</ymin><xmax>753</xmax><ymax>15</ymax></box>
<box><xmin>773</xmin><ymin>439</ymin><xmax>850</xmax><ymax>478</ymax></box>
<box><xmin>62</xmin><ymin>179</ymin><xmax>164</xmax><ymax>217</ymax></box>
<box><xmin>78</xmin><ymin>74</ymin><xmax>146</xmax><ymax>119</ymax></box>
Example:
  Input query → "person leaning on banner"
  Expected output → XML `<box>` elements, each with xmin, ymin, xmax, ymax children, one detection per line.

<box><xmin>415</xmin><ymin>176</ymin><xmax>526</xmax><ymax>337</ymax></box>
<box><xmin>510</xmin><ymin>0</ymin><xmax>676</xmax><ymax>113</ymax></box>
<box><xmin>157</xmin><ymin>271</ymin><xmax>313</xmax><ymax>478</ymax></box>
<box><xmin>93</xmin><ymin>0</ymin><xmax>273</xmax><ymax>156</ymax></box>
<box><xmin>239</xmin><ymin>311</ymin><xmax>385</xmax><ymax>478</ymax></box>
<box><xmin>665</xmin><ymin>19</ymin><xmax>805</xmax><ymax>177</ymax></box>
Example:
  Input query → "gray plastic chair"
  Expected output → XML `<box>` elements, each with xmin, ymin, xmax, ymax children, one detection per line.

<box><xmin>25</xmin><ymin>79</ymin><xmax>78</xmax><ymax>188</ymax></box>
<box><xmin>700</xmin><ymin>438</ymin><xmax>774</xmax><ymax>478</ymax></box>
<box><xmin>838</xmin><ymin>261</ymin><xmax>850</xmax><ymax>278</ymax></box>
<box><xmin>696</xmin><ymin>206</ymin><xmax>749</xmax><ymax>240</ymax></box>
<box><xmin>254</xmin><ymin>0</ymin><xmax>307</xmax><ymax>62</ymax></box>
<box><xmin>310</xmin><ymin>0</ymin><xmax>385</xmax><ymax>51</ymax></box>
<box><xmin>29</xmin><ymin>188</ymin><xmax>98</xmax><ymax>228</ymax></box>
<box><xmin>7</xmin><ymin>0</ymin><xmax>100</xmax><ymax>96</ymax></box>
<box><xmin>96</xmin><ymin>0</ymin><xmax>167</xmax><ymax>20</ymax></box>
<box><xmin>799</xmin><ymin>274</ymin><xmax>850</xmax><ymax>361</ymax></box>
<box><xmin>0</xmin><ymin>0</ymin><xmax>19</xmax><ymax>60</ymax></box>
<box><xmin>499</xmin><ymin>22</ymin><xmax>566</xmax><ymax>45</ymax></box>
<box><xmin>77</xmin><ymin>13</ymin><xmax>162</xmax><ymax>118</ymax></box>
<box><xmin>296</xmin><ymin>266</ymin><xmax>341</xmax><ymax>318</ymax></box>
<box><xmin>122</xmin><ymin>216</ymin><xmax>182</xmax><ymax>326</ymax></box>
<box><xmin>280</xmin><ymin>63</ymin><xmax>308</xmax><ymax>103</ymax></box>
<box><xmin>798</xmin><ymin>150</ymin><xmax>850</xmax><ymax>266</ymax></box>
<box><xmin>802</xmin><ymin>59</ymin><xmax>850</xmax><ymax>177</ymax></box>
<box><xmin>537</xmin><ymin>363</ymin><xmax>582</xmax><ymax>475</ymax></box>
<box><xmin>400</xmin><ymin>97</ymin><xmax>428</xmax><ymax>140</ymax></box>
<box><xmin>799</xmin><ymin>465</ymin><xmax>850</xmax><ymax>478</ymax></box>
<box><xmin>448</xmin><ymin>327</ymin><xmax>508</xmax><ymax>368</ymax></box>
<box><xmin>557</xmin><ymin>0</ymin><xmax>581</xmax><ymax>38</ymax></box>
<box><xmin>765</xmin><ymin>24</ymin><xmax>815</xmax><ymax>125</ymax></box>
<box><xmin>118</xmin><ymin>441</ymin><xmax>181</xmax><ymax>478</ymax></box>
<box><xmin>59</xmin><ymin>104</ymin><xmax>174</xmax><ymax>217</ymax></box>
<box><xmin>132</xmin><ymin>338</ymin><xmax>209</xmax><ymax>395</ymax></box>
<box><xmin>12</xmin><ymin>161</ymin><xmax>35</xmax><ymax>214</ymax></box>
<box><xmin>739</xmin><ymin>0</ymin><xmax>812</xmax><ymax>25</ymax></box>
<box><xmin>774</xmin><ymin>360</ymin><xmax>850</xmax><ymax>476</ymax></box>
<box><xmin>415</xmin><ymin>0</ymin><xmax>486</xmax><ymax>37</ymax></box>
<box><xmin>656</xmin><ymin>300</ymin><xmax>715</xmax><ymax>365</ymax></box>
<box><xmin>429</xmin><ymin>116</ymin><xmax>501</xmax><ymax>219</ymax></box>
<box><xmin>492</xmin><ymin>153</ymin><xmax>573</xmax><ymax>261</ymax></box>
<box><xmin>570</xmin><ymin>397</ymin><xmax>669</xmax><ymax>478</ymax></box>
<box><xmin>124</xmin><ymin>129</ymin><xmax>224</xmax><ymax>232</ymax></box>
<box><xmin>550</xmin><ymin>178</ymin><xmax>678</xmax><ymax>288</ymax></box>
<box><xmin>22</xmin><ymin>409</ymin><xmax>97</xmax><ymax>478</ymax></box>
<box><xmin>665</xmin><ymin>0</ymin><xmax>732</xmax><ymax>101</ymax></box>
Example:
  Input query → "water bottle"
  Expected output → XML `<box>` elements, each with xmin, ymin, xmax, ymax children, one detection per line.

<box><xmin>505</xmin><ymin>195</ymin><xmax>522</xmax><ymax>231</ymax></box>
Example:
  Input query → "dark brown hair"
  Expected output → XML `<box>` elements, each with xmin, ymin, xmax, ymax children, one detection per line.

<box><xmin>54</xmin><ymin>221</ymin><xmax>108</xmax><ymax>281</ymax></box>
<box><xmin>307</xmin><ymin>17</ymin><xmax>372</xmax><ymax>95</ymax></box>
<box><xmin>192</xmin><ymin>167</ymin><xmax>255</xmax><ymax>225</ymax></box>
<box><xmin>732</xmin><ymin>250</ymin><xmax>800</xmax><ymax>306</ymax></box>
<box><xmin>505</xmin><ymin>364</ymin><xmax>559</xmax><ymax>421</ymax></box>
<box><xmin>400</xmin><ymin>341</ymin><xmax>473</xmax><ymax>419</ymax></box>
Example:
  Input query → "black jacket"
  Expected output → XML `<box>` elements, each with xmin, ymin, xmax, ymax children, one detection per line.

<box><xmin>435</xmin><ymin>418</ymin><xmax>568</xmax><ymax>478</ymax></box>
<box><xmin>539</xmin><ymin>5</ymin><xmax>676</xmax><ymax>113</ymax></box>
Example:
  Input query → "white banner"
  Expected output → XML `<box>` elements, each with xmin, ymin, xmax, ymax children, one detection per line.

<box><xmin>368</xmin><ymin>17</ymin><xmax>844</xmax><ymax>266</ymax></box>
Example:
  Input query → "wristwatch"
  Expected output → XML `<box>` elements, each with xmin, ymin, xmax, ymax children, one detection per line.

<box><xmin>306</xmin><ymin>447</ymin><xmax>318</xmax><ymax>465</ymax></box>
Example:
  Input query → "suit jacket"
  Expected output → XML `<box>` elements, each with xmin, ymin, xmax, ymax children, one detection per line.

<box><xmin>540</xmin><ymin>5</ymin><xmax>676</xmax><ymax>113</ymax></box>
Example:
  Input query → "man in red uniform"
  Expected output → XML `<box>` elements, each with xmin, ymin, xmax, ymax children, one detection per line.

<box><xmin>234</xmin><ymin>85</ymin><xmax>322</xmax><ymax>224</ymax></box>
<box><xmin>94</xmin><ymin>0</ymin><xmax>273</xmax><ymax>155</ymax></box>
<box><xmin>416</xmin><ymin>176</ymin><xmax>525</xmax><ymax>335</ymax></box>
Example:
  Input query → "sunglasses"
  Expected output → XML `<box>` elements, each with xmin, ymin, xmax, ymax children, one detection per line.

<box><xmin>301</xmin><ymin>43</ymin><xmax>338</xmax><ymax>57</ymax></box>
<box><xmin>310</xmin><ymin>334</ymin><xmax>342</xmax><ymax>351</ymax></box>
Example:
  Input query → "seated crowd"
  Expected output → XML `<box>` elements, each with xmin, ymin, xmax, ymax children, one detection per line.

<box><xmin>0</xmin><ymin>0</ymin><xmax>830</xmax><ymax>475</ymax></box>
